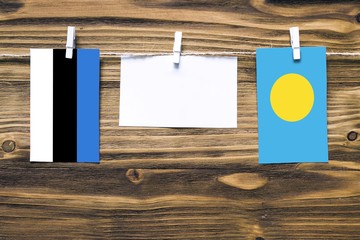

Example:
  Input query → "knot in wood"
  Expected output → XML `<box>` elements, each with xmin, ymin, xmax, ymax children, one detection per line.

<box><xmin>356</xmin><ymin>13</ymin><xmax>360</xmax><ymax>23</ymax></box>
<box><xmin>125</xmin><ymin>169</ymin><xmax>144</xmax><ymax>184</ymax></box>
<box><xmin>2</xmin><ymin>140</ymin><xmax>16</xmax><ymax>153</ymax></box>
<box><xmin>255</xmin><ymin>237</ymin><xmax>265</xmax><ymax>240</ymax></box>
<box><xmin>347</xmin><ymin>131</ymin><xmax>358</xmax><ymax>141</ymax></box>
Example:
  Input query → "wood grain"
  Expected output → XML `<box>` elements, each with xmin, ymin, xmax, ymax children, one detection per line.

<box><xmin>0</xmin><ymin>0</ymin><xmax>359</xmax><ymax>239</ymax></box>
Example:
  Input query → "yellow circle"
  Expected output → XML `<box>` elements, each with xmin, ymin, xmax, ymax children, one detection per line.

<box><xmin>270</xmin><ymin>73</ymin><xmax>314</xmax><ymax>122</ymax></box>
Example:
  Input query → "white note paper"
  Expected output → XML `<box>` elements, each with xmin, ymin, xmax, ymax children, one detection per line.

<box><xmin>119</xmin><ymin>56</ymin><xmax>237</xmax><ymax>128</ymax></box>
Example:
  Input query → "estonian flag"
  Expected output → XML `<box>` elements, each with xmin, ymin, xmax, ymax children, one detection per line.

<box><xmin>30</xmin><ymin>49</ymin><xmax>100</xmax><ymax>163</ymax></box>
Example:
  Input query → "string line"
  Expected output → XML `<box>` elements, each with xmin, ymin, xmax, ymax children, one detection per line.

<box><xmin>0</xmin><ymin>51</ymin><xmax>359</xmax><ymax>58</ymax></box>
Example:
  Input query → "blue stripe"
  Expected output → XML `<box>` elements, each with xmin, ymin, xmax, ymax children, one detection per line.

<box><xmin>77</xmin><ymin>49</ymin><xmax>100</xmax><ymax>163</ymax></box>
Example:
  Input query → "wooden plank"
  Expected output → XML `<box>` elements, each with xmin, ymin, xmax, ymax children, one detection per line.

<box><xmin>0</xmin><ymin>0</ymin><xmax>359</xmax><ymax>239</ymax></box>
<box><xmin>0</xmin><ymin>163</ymin><xmax>360</xmax><ymax>239</ymax></box>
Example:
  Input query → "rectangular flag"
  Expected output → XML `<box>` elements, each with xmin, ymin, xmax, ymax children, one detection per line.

<box><xmin>30</xmin><ymin>49</ymin><xmax>100</xmax><ymax>163</ymax></box>
<box><xmin>256</xmin><ymin>47</ymin><xmax>328</xmax><ymax>164</ymax></box>
<box><xmin>119</xmin><ymin>56</ymin><xmax>238</xmax><ymax>128</ymax></box>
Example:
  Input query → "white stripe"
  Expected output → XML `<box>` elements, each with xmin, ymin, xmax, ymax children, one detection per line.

<box><xmin>30</xmin><ymin>49</ymin><xmax>53</xmax><ymax>162</ymax></box>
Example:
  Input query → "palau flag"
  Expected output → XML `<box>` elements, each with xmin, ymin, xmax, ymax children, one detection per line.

<box><xmin>30</xmin><ymin>49</ymin><xmax>100</xmax><ymax>163</ymax></box>
<box><xmin>256</xmin><ymin>47</ymin><xmax>328</xmax><ymax>164</ymax></box>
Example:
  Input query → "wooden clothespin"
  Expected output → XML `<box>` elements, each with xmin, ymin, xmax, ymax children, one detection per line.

<box><xmin>173</xmin><ymin>31</ymin><xmax>182</xmax><ymax>64</ymax></box>
<box><xmin>290</xmin><ymin>27</ymin><xmax>300</xmax><ymax>60</ymax></box>
<box><xmin>66</xmin><ymin>26</ymin><xmax>76</xmax><ymax>59</ymax></box>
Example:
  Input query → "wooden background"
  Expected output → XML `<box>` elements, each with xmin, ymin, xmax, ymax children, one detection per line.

<box><xmin>0</xmin><ymin>0</ymin><xmax>360</xmax><ymax>239</ymax></box>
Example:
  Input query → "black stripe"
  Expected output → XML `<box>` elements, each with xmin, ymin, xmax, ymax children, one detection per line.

<box><xmin>53</xmin><ymin>49</ymin><xmax>77</xmax><ymax>162</ymax></box>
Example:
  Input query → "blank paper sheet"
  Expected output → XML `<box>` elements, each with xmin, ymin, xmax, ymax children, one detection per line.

<box><xmin>119</xmin><ymin>55</ymin><xmax>237</xmax><ymax>128</ymax></box>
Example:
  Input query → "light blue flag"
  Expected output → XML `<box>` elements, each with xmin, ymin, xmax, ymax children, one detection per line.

<box><xmin>256</xmin><ymin>47</ymin><xmax>328</xmax><ymax>164</ymax></box>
